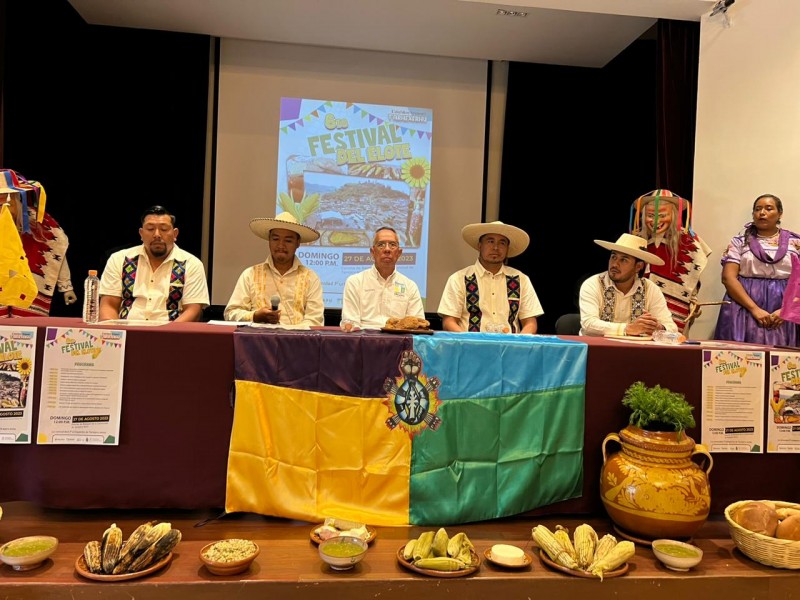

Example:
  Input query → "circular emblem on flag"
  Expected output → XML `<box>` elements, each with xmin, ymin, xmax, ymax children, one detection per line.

<box><xmin>383</xmin><ymin>350</ymin><xmax>442</xmax><ymax>437</ymax></box>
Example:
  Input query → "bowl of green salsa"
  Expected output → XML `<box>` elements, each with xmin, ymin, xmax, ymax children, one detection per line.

<box><xmin>319</xmin><ymin>535</ymin><xmax>368</xmax><ymax>570</ymax></box>
<box><xmin>0</xmin><ymin>535</ymin><xmax>59</xmax><ymax>571</ymax></box>
<box><xmin>652</xmin><ymin>539</ymin><xmax>703</xmax><ymax>571</ymax></box>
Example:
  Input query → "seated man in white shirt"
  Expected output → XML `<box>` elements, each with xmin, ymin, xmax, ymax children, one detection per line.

<box><xmin>579</xmin><ymin>233</ymin><xmax>678</xmax><ymax>336</ymax></box>
<box><xmin>224</xmin><ymin>212</ymin><xmax>324</xmax><ymax>326</ymax></box>
<box><xmin>340</xmin><ymin>227</ymin><xmax>424</xmax><ymax>329</ymax></box>
<box><xmin>438</xmin><ymin>220</ymin><xmax>543</xmax><ymax>333</ymax></box>
<box><xmin>99</xmin><ymin>205</ymin><xmax>209</xmax><ymax>322</ymax></box>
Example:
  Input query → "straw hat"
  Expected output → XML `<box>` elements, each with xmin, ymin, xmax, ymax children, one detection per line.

<box><xmin>461</xmin><ymin>221</ymin><xmax>530</xmax><ymax>258</ymax></box>
<box><xmin>594</xmin><ymin>233</ymin><xmax>665</xmax><ymax>266</ymax></box>
<box><xmin>249</xmin><ymin>212</ymin><xmax>320</xmax><ymax>243</ymax></box>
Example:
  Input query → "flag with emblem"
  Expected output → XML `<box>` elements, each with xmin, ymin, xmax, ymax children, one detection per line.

<box><xmin>225</xmin><ymin>330</ymin><xmax>586</xmax><ymax>526</ymax></box>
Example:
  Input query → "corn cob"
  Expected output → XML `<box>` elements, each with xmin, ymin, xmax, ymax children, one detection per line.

<box><xmin>112</xmin><ymin>522</ymin><xmax>172</xmax><ymax>574</ymax></box>
<box><xmin>590</xmin><ymin>540</ymin><xmax>635</xmax><ymax>581</ymax></box>
<box><xmin>83</xmin><ymin>540</ymin><xmax>103</xmax><ymax>574</ymax></box>
<box><xmin>447</xmin><ymin>532</ymin><xmax>466</xmax><ymax>557</ymax></box>
<box><xmin>414</xmin><ymin>557</ymin><xmax>467</xmax><ymax>571</ymax></box>
<box><xmin>573</xmin><ymin>523</ymin><xmax>598</xmax><ymax>569</ymax></box>
<box><xmin>412</xmin><ymin>531</ymin><xmax>435</xmax><ymax>562</ymax></box>
<box><xmin>553</xmin><ymin>525</ymin><xmax>577</xmax><ymax>561</ymax></box>
<box><xmin>116</xmin><ymin>520</ymin><xmax>155</xmax><ymax>566</ymax></box>
<box><xmin>403</xmin><ymin>539</ymin><xmax>417</xmax><ymax>560</ymax></box>
<box><xmin>101</xmin><ymin>523</ymin><xmax>123</xmax><ymax>574</ymax></box>
<box><xmin>588</xmin><ymin>534</ymin><xmax>618</xmax><ymax>570</ymax></box>
<box><xmin>128</xmin><ymin>528</ymin><xmax>181</xmax><ymax>573</ymax></box>
<box><xmin>432</xmin><ymin>528</ymin><xmax>449</xmax><ymax>557</ymax></box>
<box><xmin>532</xmin><ymin>525</ymin><xmax>578</xmax><ymax>570</ymax></box>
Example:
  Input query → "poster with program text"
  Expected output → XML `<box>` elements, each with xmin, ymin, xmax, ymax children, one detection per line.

<box><xmin>277</xmin><ymin>97</ymin><xmax>433</xmax><ymax>308</ymax></box>
<box><xmin>36</xmin><ymin>327</ymin><xmax>126</xmax><ymax>445</ymax></box>
<box><xmin>701</xmin><ymin>349</ymin><xmax>765</xmax><ymax>452</ymax></box>
<box><xmin>0</xmin><ymin>325</ymin><xmax>37</xmax><ymax>443</ymax></box>
<box><xmin>767</xmin><ymin>351</ymin><xmax>800</xmax><ymax>453</ymax></box>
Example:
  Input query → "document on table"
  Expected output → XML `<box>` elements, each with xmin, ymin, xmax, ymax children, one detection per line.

<box><xmin>36</xmin><ymin>327</ymin><xmax>126</xmax><ymax>445</ymax></box>
<box><xmin>701</xmin><ymin>349</ymin><xmax>765</xmax><ymax>453</ymax></box>
<box><xmin>767</xmin><ymin>351</ymin><xmax>800</xmax><ymax>453</ymax></box>
<box><xmin>0</xmin><ymin>325</ymin><xmax>38</xmax><ymax>444</ymax></box>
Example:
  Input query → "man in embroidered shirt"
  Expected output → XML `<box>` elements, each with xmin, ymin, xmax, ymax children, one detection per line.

<box><xmin>579</xmin><ymin>233</ymin><xmax>678</xmax><ymax>336</ymax></box>
<box><xmin>98</xmin><ymin>205</ymin><xmax>209</xmax><ymax>322</ymax></box>
<box><xmin>438</xmin><ymin>220</ymin><xmax>543</xmax><ymax>333</ymax></box>
<box><xmin>341</xmin><ymin>227</ymin><xmax>424</xmax><ymax>329</ymax></box>
<box><xmin>224</xmin><ymin>212</ymin><xmax>324</xmax><ymax>326</ymax></box>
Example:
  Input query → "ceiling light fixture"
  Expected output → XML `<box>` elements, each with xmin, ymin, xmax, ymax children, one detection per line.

<box><xmin>496</xmin><ymin>9</ymin><xmax>527</xmax><ymax>17</ymax></box>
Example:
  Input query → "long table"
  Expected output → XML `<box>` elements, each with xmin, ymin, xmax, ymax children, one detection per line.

<box><xmin>0</xmin><ymin>317</ymin><xmax>796</xmax><ymax>514</ymax></box>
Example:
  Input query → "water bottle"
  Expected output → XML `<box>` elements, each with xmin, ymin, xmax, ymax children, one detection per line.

<box><xmin>83</xmin><ymin>270</ymin><xmax>100</xmax><ymax>324</ymax></box>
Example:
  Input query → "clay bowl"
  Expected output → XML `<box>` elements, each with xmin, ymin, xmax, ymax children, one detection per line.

<box><xmin>200</xmin><ymin>539</ymin><xmax>259</xmax><ymax>576</ymax></box>
<box><xmin>0</xmin><ymin>536</ymin><xmax>59</xmax><ymax>571</ymax></box>
<box><xmin>652</xmin><ymin>539</ymin><xmax>703</xmax><ymax>571</ymax></box>
<box><xmin>319</xmin><ymin>535</ymin><xmax>368</xmax><ymax>570</ymax></box>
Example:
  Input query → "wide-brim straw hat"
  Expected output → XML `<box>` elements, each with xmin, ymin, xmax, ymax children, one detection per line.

<box><xmin>249</xmin><ymin>212</ymin><xmax>320</xmax><ymax>243</ymax></box>
<box><xmin>594</xmin><ymin>233</ymin><xmax>665</xmax><ymax>266</ymax></box>
<box><xmin>461</xmin><ymin>221</ymin><xmax>530</xmax><ymax>258</ymax></box>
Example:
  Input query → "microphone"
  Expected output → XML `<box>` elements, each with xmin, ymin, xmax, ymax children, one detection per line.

<box><xmin>270</xmin><ymin>295</ymin><xmax>280</xmax><ymax>311</ymax></box>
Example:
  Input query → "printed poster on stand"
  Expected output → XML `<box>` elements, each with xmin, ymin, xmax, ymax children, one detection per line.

<box><xmin>277</xmin><ymin>97</ymin><xmax>433</xmax><ymax>308</ymax></box>
<box><xmin>701</xmin><ymin>349</ymin><xmax>765</xmax><ymax>452</ymax></box>
<box><xmin>767</xmin><ymin>351</ymin><xmax>800</xmax><ymax>453</ymax></box>
<box><xmin>36</xmin><ymin>327</ymin><xmax>126</xmax><ymax>445</ymax></box>
<box><xmin>0</xmin><ymin>325</ymin><xmax>37</xmax><ymax>443</ymax></box>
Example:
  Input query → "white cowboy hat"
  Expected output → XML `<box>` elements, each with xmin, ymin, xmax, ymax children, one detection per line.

<box><xmin>249</xmin><ymin>212</ymin><xmax>320</xmax><ymax>243</ymax></box>
<box><xmin>461</xmin><ymin>221</ymin><xmax>530</xmax><ymax>258</ymax></box>
<box><xmin>594</xmin><ymin>233</ymin><xmax>665</xmax><ymax>266</ymax></box>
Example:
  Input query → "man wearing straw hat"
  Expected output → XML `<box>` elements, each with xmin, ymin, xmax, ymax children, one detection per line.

<box><xmin>438</xmin><ymin>220</ymin><xmax>543</xmax><ymax>333</ymax></box>
<box><xmin>224</xmin><ymin>212</ymin><xmax>324</xmax><ymax>326</ymax></box>
<box><xmin>579</xmin><ymin>233</ymin><xmax>678</xmax><ymax>337</ymax></box>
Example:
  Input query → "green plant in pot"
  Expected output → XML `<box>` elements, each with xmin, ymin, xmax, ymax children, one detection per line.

<box><xmin>622</xmin><ymin>381</ymin><xmax>696</xmax><ymax>439</ymax></box>
<box><xmin>600</xmin><ymin>381</ymin><xmax>713</xmax><ymax>540</ymax></box>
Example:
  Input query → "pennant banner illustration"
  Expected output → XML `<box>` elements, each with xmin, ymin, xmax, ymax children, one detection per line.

<box><xmin>225</xmin><ymin>331</ymin><xmax>587</xmax><ymax>526</ymax></box>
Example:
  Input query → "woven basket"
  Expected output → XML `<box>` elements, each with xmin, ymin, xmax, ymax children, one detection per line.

<box><xmin>725</xmin><ymin>500</ymin><xmax>800</xmax><ymax>569</ymax></box>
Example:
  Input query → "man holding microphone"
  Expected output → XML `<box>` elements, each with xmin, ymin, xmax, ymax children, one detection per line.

<box><xmin>224</xmin><ymin>212</ymin><xmax>324</xmax><ymax>326</ymax></box>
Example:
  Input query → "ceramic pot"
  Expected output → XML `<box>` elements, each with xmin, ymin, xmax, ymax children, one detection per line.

<box><xmin>600</xmin><ymin>425</ymin><xmax>713</xmax><ymax>540</ymax></box>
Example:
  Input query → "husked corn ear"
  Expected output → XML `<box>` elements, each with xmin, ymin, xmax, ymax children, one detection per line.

<box><xmin>532</xmin><ymin>525</ymin><xmax>578</xmax><ymax>570</ymax></box>
<box><xmin>553</xmin><ymin>525</ymin><xmax>577</xmax><ymax>561</ymax></box>
<box><xmin>590</xmin><ymin>541</ymin><xmax>635</xmax><ymax>581</ymax></box>
<box><xmin>573</xmin><ymin>523</ymin><xmax>598</xmax><ymax>569</ymax></box>
<box><xmin>101</xmin><ymin>523</ymin><xmax>123</xmax><ymax>574</ymax></box>
<box><xmin>414</xmin><ymin>557</ymin><xmax>466</xmax><ymax>571</ymax></box>
<box><xmin>83</xmin><ymin>540</ymin><xmax>102</xmax><ymax>574</ymax></box>
<box><xmin>432</xmin><ymin>528</ymin><xmax>449</xmax><ymax>557</ymax></box>
<box><xmin>403</xmin><ymin>539</ymin><xmax>417</xmax><ymax>560</ymax></box>
<box><xmin>588</xmin><ymin>534</ymin><xmax>618</xmax><ymax>570</ymax></box>
<box><xmin>413</xmin><ymin>531</ymin><xmax>435</xmax><ymax>562</ymax></box>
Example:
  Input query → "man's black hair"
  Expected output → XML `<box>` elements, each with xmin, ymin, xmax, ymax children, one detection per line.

<box><xmin>141</xmin><ymin>205</ymin><xmax>176</xmax><ymax>227</ymax></box>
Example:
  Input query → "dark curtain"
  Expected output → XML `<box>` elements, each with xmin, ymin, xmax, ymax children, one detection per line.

<box><xmin>1</xmin><ymin>0</ymin><xmax>210</xmax><ymax>316</ymax></box>
<box><xmin>655</xmin><ymin>20</ymin><xmax>700</xmax><ymax>198</ymax></box>
<box><xmin>498</xmin><ymin>21</ymin><xmax>699</xmax><ymax>334</ymax></box>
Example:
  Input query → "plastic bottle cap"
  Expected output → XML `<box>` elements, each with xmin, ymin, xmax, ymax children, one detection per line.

<box><xmin>88</xmin><ymin>270</ymin><xmax>98</xmax><ymax>276</ymax></box>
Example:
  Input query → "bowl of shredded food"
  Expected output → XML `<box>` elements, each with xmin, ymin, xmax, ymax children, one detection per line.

<box><xmin>200</xmin><ymin>539</ymin><xmax>259</xmax><ymax>576</ymax></box>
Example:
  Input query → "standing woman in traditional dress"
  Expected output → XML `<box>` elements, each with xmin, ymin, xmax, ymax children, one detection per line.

<box><xmin>714</xmin><ymin>194</ymin><xmax>800</xmax><ymax>345</ymax></box>
<box><xmin>630</xmin><ymin>189</ymin><xmax>711</xmax><ymax>333</ymax></box>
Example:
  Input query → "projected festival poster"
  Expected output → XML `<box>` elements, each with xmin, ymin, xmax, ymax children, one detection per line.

<box><xmin>277</xmin><ymin>98</ymin><xmax>432</xmax><ymax>308</ymax></box>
